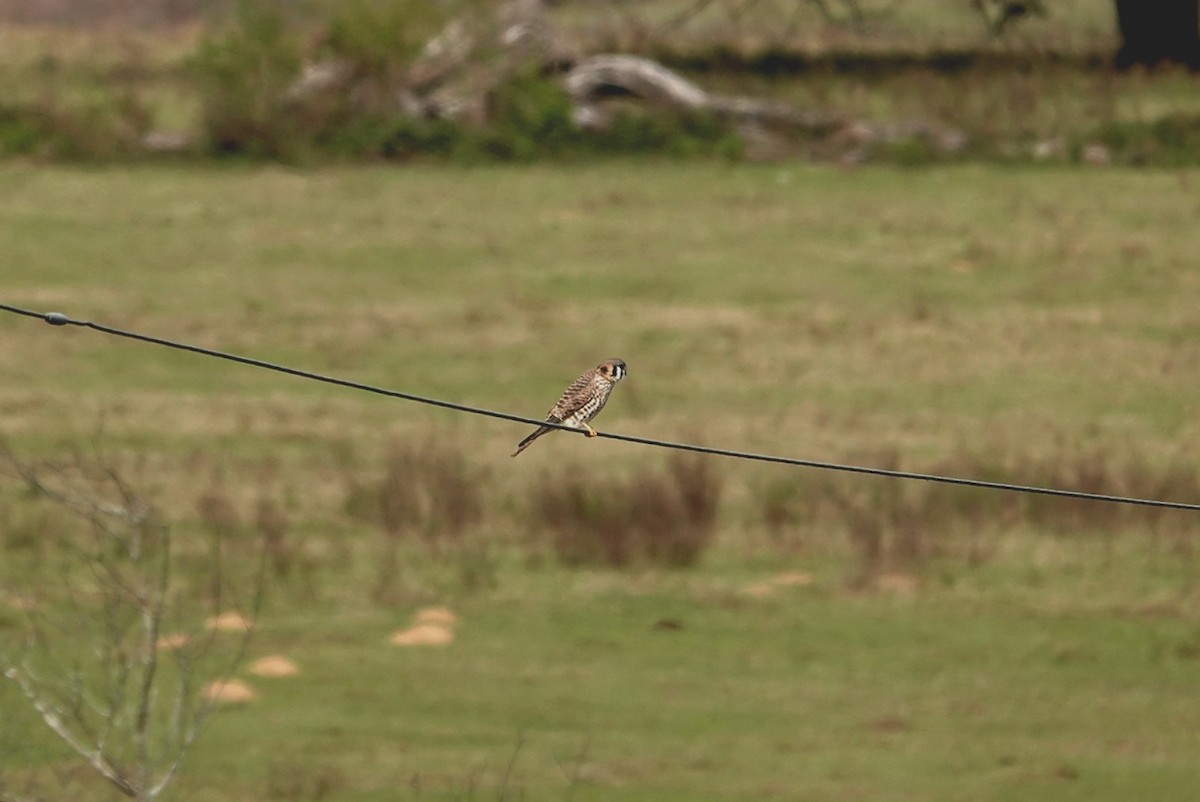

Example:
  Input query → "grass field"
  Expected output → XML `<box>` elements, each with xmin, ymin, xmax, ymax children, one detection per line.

<box><xmin>2</xmin><ymin>162</ymin><xmax>1200</xmax><ymax>801</ymax></box>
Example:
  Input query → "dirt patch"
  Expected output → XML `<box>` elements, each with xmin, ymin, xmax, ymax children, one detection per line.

<box><xmin>205</xmin><ymin>611</ymin><xmax>253</xmax><ymax>632</ymax></box>
<box><xmin>202</xmin><ymin>679</ymin><xmax>256</xmax><ymax>704</ymax></box>
<box><xmin>249</xmin><ymin>655</ymin><xmax>299</xmax><ymax>677</ymax></box>
<box><xmin>390</xmin><ymin>623</ymin><xmax>454</xmax><ymax>647</ymax></box>
<box><xmin>389</xmin><ymin>605</ymin><xmax>459</xmax><ymax>645</ymax></box>
<box><xmin>156</xmin><ymin>633</ymin><xmax>189</xmax><ymax>651</ymax></box>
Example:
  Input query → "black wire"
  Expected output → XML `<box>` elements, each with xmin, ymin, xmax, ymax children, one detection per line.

<box><xmin>4</xmin><ymin>302</ymin><xmax>1199</xmax><ymax>513</ymax></box>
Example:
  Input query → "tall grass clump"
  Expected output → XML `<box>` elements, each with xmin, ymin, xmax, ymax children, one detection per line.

<box><xmin>1090</xmin><ymin>112</ymin><xmax>1200</xmax><ymax>166</ymax></box>
<box><xmin>190</xmin><ymin>0</ymin><xmax>303</xmax><ymax>158</ymax></box>
<box><xmin>0</xmin><ymin>78</ymin><xmax>152</xmax><ymax>160</ymax></box>
<box><xmin>375</xmin><ymin>438</ymin><xmax>482</xmax><ymax>551</ymax></box>
<box><xmin>536</xmin><ymin>454</ymin><xmax>721</xmax><ymax>568</ymax></box>
<box><xmin>756</xmin><ymin>442</ymin><xmax>1200</xmax><ymax>582</ymax></box>
<box><xmin>343</xmin><ymin>437</ymin><xmax>489</xmax><ymax>601</ymax></box>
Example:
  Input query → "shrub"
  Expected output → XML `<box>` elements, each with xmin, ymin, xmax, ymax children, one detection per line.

<box><xmin>0</xmin><ymin>92</ymin><xmax>150</xmax><ymax>161</ymax></box>
<box><xmin>1092</xmin><ymin>113</ymin><xmax>1200</xmax><ymax>166</ymax></box>
<box><xmin>319</xmin><ymin>0</ymin><xmax>444</xmax><ymax>77</ymax></box>
<box><xmin>536</xmin><ymin>454</ymin><xmax>721</xmax><ymax>568</ymax></box>
<box><xmin>320</xmin><ymin>112</ymin><xmax>459</xmax><ymax>159</ymax></box>
<box><xmin>345</xmin><ymin>438</ymin><xmax>489</xmax><ymax>602</ymax></box>
<box><xmin>754</xmin><ymin>443</ymin><xmax>1200</xmax><ymax>582</ymax></box>
<box><xmin>190</xmin><ymin>0</ymin><xmax>304</xmax><ymax>159</ymax></box>
<box><xmin>376</xmin><ymin>438</ymin><xmax>483</xmax><ymax>550</ymax></box>
<box><xmin>0</xmin><ymin>105</ymin><xmax>46</xmax><ymax>156</ymax></box>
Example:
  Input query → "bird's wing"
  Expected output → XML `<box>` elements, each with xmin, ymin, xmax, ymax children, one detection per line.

<box><xmin>548</xmin><ymin>371</ymin><xmax>596</xmax><ymax>419</ymax></box>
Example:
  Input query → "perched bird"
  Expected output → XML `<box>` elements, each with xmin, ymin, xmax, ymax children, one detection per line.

<box><xmin>511</xmin><ymin>358</ymin><xmax>627</xmax><ymax>457</ymax></box>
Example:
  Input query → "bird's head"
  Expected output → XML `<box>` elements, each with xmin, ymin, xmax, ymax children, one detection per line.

<box><xmin>599</xmin><ymin>358</ymin><xmax>627</xmax><ymax>382</ymax></box>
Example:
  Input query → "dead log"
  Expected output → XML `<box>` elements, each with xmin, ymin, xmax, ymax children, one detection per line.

<box><xmin>563</xmin><ymin>54</ymin><xmax>844</xmax><ymax>134</ymax></box>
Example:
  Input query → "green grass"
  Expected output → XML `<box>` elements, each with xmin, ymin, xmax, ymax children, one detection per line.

<box><xmin>184</xmin><ymin>572</ymin><xmax>1200</xmax><ymax>801</ymax></box>
<box><xmin>2</xmin><ymin>162</ymin><xmax>1200</xmax><ymax>800</ymax></box>
<box><xmin>4</xmin><ymin>163</ymin><xmax>1197</xmax><ymax>458</ymax></box>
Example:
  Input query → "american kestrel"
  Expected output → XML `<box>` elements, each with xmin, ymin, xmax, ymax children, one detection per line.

<box><xmin>511</xmin><ymin>358</ymin><xmax>627</xmax><ymax>457</ymax></box>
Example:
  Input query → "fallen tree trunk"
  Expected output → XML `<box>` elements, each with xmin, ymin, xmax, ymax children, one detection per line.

<box><xmin>563</xmin><ymin>54</ymin><xmax>844</xmax><ymax>134</ymax></box>
<box><xmin>561</xmin><ymin>53</ymin><xmax>966</xmax><ymax>161</ymax></box>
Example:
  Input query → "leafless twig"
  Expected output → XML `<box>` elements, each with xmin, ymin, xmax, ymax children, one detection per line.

<box><xmin>0</xmin><ymin>442</ymin><xmax>265</xmax><ymax>802</ymax></box>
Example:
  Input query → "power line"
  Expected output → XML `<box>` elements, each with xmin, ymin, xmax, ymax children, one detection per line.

<box><xmin>3</xmin><ymin>302</ymin><xmax>1199</xmax><ymax>513</ymax></box>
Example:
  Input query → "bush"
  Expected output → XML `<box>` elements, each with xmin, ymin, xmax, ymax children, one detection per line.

<box><xmin>597</xmin><ymin>107</ymin><xmax>742</xmax><ymax>159</ymax></box>
<box><xmin>1092</xmin><ymin>113</ymin><xmax>1200</xmax><ymax>167</ymax></box>
<box><xmin>471</xmin><ymin>71</ymin><xmax>581</xmax><ymax>161</ymax></box>
<box><xmin>536</xmin><ymin>454</ymin><xmax>721</xmax><ymax>568</ymax></box>
<box><xmin>375</xmin><ymin>438</ymin><xmax>483</xmax><ymax>550</ymax></box>
<box><xmin>0</xmin><ymin>105</ymin><xmax>45</xmax><ymax>156</ymax></box>
<box><xmin>755</xmin><ymin>444</ymin><xmax>1200</xmax><ymax>583</ymax></box>
<box><xmin>320</xmin><ymin>0</ymin><xmax>444</xmax><ymax>77</ymax></box>
<box><xmin>190</xmin><ymin>0</ymin><xmax>303</xmax><ymax>159</ymax></box>
<box><xmin>320</xmin><ymin>113</ymin><xmax>460</xmax><ymax>159</ymax></box>
<box><xmin>0</xmin><ymin>92</ymin><xmax>150</xmax><ymax>161</ymax></box>
<box><xmin>343</xmin><ymin>437</ymin><xmax>491</xmax><ymax>602</ymax></box>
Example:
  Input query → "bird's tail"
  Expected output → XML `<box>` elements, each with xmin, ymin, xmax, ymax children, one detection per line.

<box><xmin>511</xmin><ymin>425</ymin><xmax>554</xmax><ymax>457</ymax></box>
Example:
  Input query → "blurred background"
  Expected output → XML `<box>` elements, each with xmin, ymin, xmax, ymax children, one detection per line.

<box><xmin>2</xmin><ymin>2</ymin><xmax>1199</xmax><ymax>801</ymax></box>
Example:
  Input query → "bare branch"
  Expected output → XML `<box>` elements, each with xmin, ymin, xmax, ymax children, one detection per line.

<box><xmin>133</xmin><ymin>521</ymin><xmax>170</xmax><ymax>794</ymax></box>
<box><xmin>3</xmin><ymin>669</ymin><xmax>136</xmax><ymax>798</ymax></box>
<box><xmin>496</xmin><ymin>732</ymin><xmax>525</xmax><ymax>801</ymax></box>
<box><xmin>1</xmin><ymin>441</ymin><xmax>268</xmax><ymax>802</ymax></box>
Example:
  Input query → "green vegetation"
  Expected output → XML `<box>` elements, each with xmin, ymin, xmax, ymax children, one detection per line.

<box><xmin>2</xmin><ymin>0</ymin><xmax>1200</xmax><ymax>165</ymax></box>
<box><xmin>2</xmin><ymin>162</ymin><xmax>1199</xmax><ymax>800</ymax></box>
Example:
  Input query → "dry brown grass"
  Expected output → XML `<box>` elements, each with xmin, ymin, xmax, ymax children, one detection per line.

<box><xmin>758</xmin><ymin>443</ymin><xmax>1200</xmax><ymax>583</ymax></box>
<box><xmin>0</xmin><ymin>0</ymin><xmax>205</xmax><ymax>26</ymax></box>
<box><xmin>536</xmin><ymin>453</ymin><xmax>722</xmax><ymax>568</ymax></box>
<box><xmin>372</xmin><ymin>437</ymin><xmax>483</xmax><ymax>549</ymax></box>
<box><xmin>341</xmin><ymin>437</ymin><xmax>490</xmax><ymax>603</ymax></box>
<box><xmin>389</xmin><ymin>623</ymin><xmax>453</xmax><ymax>646</ymax></box>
